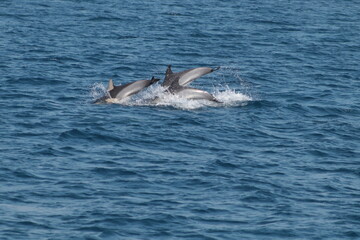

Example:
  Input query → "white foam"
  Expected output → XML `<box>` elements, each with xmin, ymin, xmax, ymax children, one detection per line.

<box><xmin>90</xmin><ymin>83</ymin><xmax>107</xmax><ymax>101</ymax></box>
<box><xmin>91</xmin><ymin>83</ymin><xmax>252</xmax><ymax>110</ymax></box>
<box><xmin>213</xmin><ymin>87</ymin><xmax>252</xmax><ymax>108</ymax></box>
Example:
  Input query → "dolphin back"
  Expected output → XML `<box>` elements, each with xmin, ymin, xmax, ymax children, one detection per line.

<box><xmin>112</xmin><ymin>79</ymin><xmax>158</xmax><ymax>100</ymax></box>
<box><xmin>162</xmin><ymin>66</ymin><xmax>219</xmax><ymax>89</ymax></box>
<box><xmin>177</xmin><ymin>87</ymin><xmax>220</xmax><ymax>102</ymax></box>
<box><xmin>177</xmin><ymin>67</ymin><xmax>215</xmax><ymax>86</ymax></box>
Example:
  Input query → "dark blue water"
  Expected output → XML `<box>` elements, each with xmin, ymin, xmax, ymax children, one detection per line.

<box><xmin>1</xmin><ymin>1</ymin><xmax>360</xmax><ymax>239</ymax></box>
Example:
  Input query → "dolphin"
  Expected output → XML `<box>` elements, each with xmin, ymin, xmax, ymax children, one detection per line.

<box><xmin>176</xmin><ymin>87</ymin><xmax>221</xmax><ymax>102</ymax></box>
<box><xmin>94</xmin><ymin>76</ymin><xmax>160</xmax><ymax>103</ymax></box>
<box><xmin>161</xmin><ymin>65</ymin><xmax>221</xmax><ymax>102</ymax></box>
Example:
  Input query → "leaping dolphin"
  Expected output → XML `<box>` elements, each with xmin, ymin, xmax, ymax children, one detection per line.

<box><xmin>176</xmin><ymin>87</ymin><xmax>220</xmax><ymax>102</ymax></box>
<box><xmin>94</xmin><ymin>76</ymin><xmax>160</xmax><ymax>103</ymax></box>
<box><xmin>161</xmin><ymin>65</ymin><xmax>221</xmax><ymax>102</ymax></box>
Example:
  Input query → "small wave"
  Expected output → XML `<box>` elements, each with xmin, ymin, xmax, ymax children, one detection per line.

<box><xmin>87</xmin><ymin>16</ymin><xmax>125</xmax><ymax>22</ymax></box>
<box><xmin>58</xmin><ymin>128</ymin><xmax>124</xmax><ymax>143</ymax></box>
<box><xmin>90</xmin><ymin>84</ymin><xmax>252</xmax><ymax>110</ymax></box>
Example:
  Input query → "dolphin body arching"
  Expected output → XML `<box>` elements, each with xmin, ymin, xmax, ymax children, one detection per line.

<box><xmin>162</xmin><ymin>65</ymin><xmax>220</xmax><ymax>89</ymax></box>
<box><xmin>161</xmin><ymin>65</ymin><xmax>221</xmax><ymax>102</ymax></box>
<box><xmin>94</xmin><ymin>77</ymin><xmax>160</xmax><ymax>104</ymax></box>
<box><xmin>176</xmin><ymin>87</ymin><xmax>220</xmax><ymax>102</ymax></box>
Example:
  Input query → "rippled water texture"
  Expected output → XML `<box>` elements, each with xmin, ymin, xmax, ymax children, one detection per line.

<box><xmin>1</xmin><ymin>0</ymin><xmax>360</xmax><ymax>239</ymax></box>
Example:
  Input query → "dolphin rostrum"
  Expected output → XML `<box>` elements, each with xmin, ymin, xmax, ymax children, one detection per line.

<box><xmin>94</xmin><ymin>76</ymin><xmax>160</xmax><ymax>103</ymax></box>
<box><xmin>161</xmin><ymin>65</ymin><xmax>221</xmax><ymax>102</ymax></box>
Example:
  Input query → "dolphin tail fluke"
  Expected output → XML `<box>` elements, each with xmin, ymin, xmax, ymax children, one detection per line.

<box><xmin>107</xmin><ymin>79</ymin><xmax>115</xmax><ymax>92</ymax></box>
<box><xmin>166</xmin><ymin>65</ymin><xmax>173</xmax><ymax>75</ymax></box>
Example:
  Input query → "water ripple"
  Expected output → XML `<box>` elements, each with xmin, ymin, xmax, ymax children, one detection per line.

<box><xmin>1</xmin><ymin>0</ymin><xmax>359</xmax><ymax>239</ymax></box>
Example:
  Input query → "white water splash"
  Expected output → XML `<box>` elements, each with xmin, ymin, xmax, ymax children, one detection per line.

<box><xmin>91</xmin><ymin>83</ymin><xmax>252</xmax><ymax>110</ymax></box>
<box><xmin>90</xmin><ymin>83</ymin><xmax>107</xmax><ymax>101</ymax></box>
<box><xmin>213</xmin><ymin>86</ymin><xmax>252</xmax><ymax>108</ymax></box>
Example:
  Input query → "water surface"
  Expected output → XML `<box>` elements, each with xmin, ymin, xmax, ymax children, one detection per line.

<box><xmin>1</xmin><ymin>0</ymin><xmax>360</xmax><ymax>239</ymax></box>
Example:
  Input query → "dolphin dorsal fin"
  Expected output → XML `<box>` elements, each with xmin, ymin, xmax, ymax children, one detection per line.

<box><xmin>166</xmin><ymin>65</ymin><xmax>173</xmax><ymax>75</ymax></box>
<box><xmin>107</xmin><ymin>79</ymin><xmax>114</xmax><ymax>92</ymax></box>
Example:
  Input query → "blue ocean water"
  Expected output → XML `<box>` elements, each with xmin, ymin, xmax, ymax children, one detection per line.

<box><xmin>1</xmin><ymin>0</ymin><xmax>360</xmax><ymax>239</ymax></box>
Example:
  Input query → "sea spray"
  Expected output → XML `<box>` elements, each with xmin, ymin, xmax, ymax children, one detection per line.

<box><xmin>90</xmin><ymin>83</ymin><xmax>107</xmax><ymax>101</ymax></box>
<box><xmin>91</xmin><ymin>83</ymin><xmax>252</xmax><ymax>110</ymax></box>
